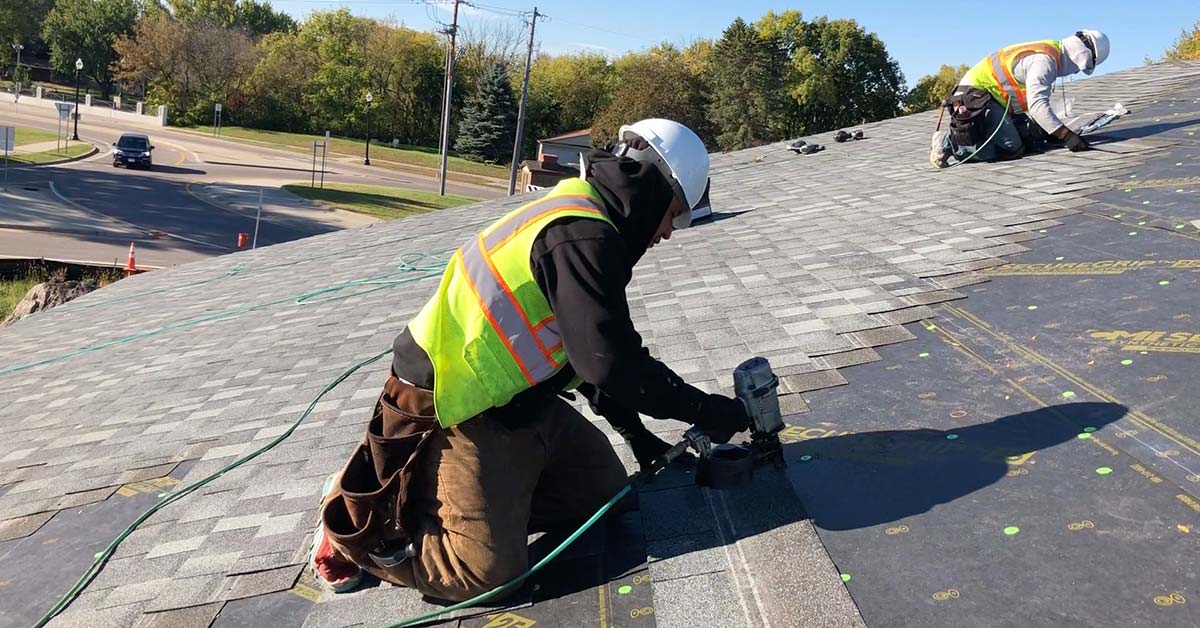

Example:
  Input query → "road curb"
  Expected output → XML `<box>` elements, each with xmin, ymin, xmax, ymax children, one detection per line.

<box><xmin>0</xmin><ymin>221</ymin><xmax>135</xmax><ymax>237</ymax></box>
<box><xmin>4</xmin><ymin>144</ymin><xmax>99</xmax><ymax>167</ymax></box>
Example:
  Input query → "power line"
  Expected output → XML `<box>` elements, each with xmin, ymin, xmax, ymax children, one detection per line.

<box><xmin>548</xmin><ymin>15</ymin><xmax>661</xmax><ymax>46</ymax></box>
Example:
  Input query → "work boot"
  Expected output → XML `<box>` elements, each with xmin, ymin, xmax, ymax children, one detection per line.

<box><xmin>929</xmin><ymin>130</ymin><xmax>952</xmax><ymax>168</ymax></box>
<box><xmin>309</xmin><ymin>473</ymin><xmax>363</xmax><ymax>593</ymax></box>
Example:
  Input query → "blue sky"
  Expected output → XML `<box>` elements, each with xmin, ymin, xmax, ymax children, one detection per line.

<box><xmin>272</xmin><ymin>0</ymin><xmax>1198</xmax><ymax>83</ymax></box>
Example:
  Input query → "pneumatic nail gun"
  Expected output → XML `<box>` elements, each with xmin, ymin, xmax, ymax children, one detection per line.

<box><xmin>652</xmin><ymin>357</ymin><xmax>787</xmax><ymax>489</ymax></box>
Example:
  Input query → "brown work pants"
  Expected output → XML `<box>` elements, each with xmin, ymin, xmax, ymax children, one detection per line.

<box><xmin>322</xmin><ymin>376</ymin><xmax>629</xmax><ymax>601</ymax></box>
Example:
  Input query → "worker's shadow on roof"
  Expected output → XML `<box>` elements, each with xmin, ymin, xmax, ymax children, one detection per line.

<box><xmin>785</xmin><ymin>401</ymin><xmax>1128</xmax><ymax>531</ymax></box>
<box><xmin>443</xmin><ymin>402</ymin><xmax>1127</xmax><ymax>610</ymax></box>
<box><xmin>1086</xmin><ymin>116</ymin><xmax>1199</xmax><ymax>143</ymax></box>
<box><xmin>691</xmin><ymin>209</ymin><xmax>752</xmax><ymax>227</ymax></box>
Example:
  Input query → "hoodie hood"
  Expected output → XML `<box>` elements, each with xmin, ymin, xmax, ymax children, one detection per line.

<box><xmin>584</xmin><ymin>149</ymin><xmax>676</xmax><ymax>265</ymax></box>
<box><xmin>1060</xmin><ymin>35</ymin><xmax>1091</xmax><ymax>75</ymax></box>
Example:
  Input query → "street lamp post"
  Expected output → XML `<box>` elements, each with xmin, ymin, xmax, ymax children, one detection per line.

<box><xmin>11</xmin><ymin>44</ymin><xmax>22</xmax><ymax>96</ymax></box>
<box><xmin>364</xmin><ymin>91</ymin><xmax>373</xmax><ymax>166</ymax></box>
<box><xmin>71</xmin><ymin>57</ymin><xmax>83</xmax><ymax>141</ymax></box>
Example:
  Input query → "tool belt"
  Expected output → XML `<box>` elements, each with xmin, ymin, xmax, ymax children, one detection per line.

<box><xmin>321</xmin><ymin>376</ymin><xmax>438</xmax><ymax>573</ymax></box>
<box><xmin>945</xmin><ymin>87</ymin><xmax>993</xmax><ymax>149</ymax></box>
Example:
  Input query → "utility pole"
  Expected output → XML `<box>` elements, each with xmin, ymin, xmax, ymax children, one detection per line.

<box><xmin>437</xmin><ymin>0</ymin><xmax>461</xmax><ymax>196</ymax></box>
<box><xmin>508</xmin><ymin>7</ymin><xmax>540</xmax><ymax>196</ymax></box>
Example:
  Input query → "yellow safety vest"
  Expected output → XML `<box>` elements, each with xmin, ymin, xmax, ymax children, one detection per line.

<box><xmin>962</xmin><ymin>40</ymin><xmax>1063</xmax><ymax>114</ymax></box>
<box><xmin>408</xmin><ymin>178</ymin><xmax>613</xmax><ymax>427</ymax></box>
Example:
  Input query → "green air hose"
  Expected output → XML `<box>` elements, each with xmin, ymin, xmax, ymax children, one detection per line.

<box><xmin>33</xmin><ymin>344</ymin><xmax>637</xmax><ymax>628</ymax></box>
<box><xmin>384</xmin><ymin>482</ymin><xmax>634</xmax><ymax>628</ymax></box>
<box><xmin>33</xmin><ymin>348</ymin><xmax>393</xmax><ymax>627</ymax></box>
<box><xmin>0</xmin><ymin>255</ymin><xmax>451</xmax><ymax>377</ymax></box>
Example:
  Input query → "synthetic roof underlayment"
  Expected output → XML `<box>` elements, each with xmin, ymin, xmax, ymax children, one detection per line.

<box><xmin>1</xmin><ymin>61</ymin><xmax>1198</xmax><ymax>627</ymax></box>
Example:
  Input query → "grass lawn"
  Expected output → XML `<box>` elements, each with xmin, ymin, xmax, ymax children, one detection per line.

<box><xmin>284</xmin><ymin>182</ymin><xmax>479</xmax><ymax>221</ymax></box>
<box><xmin>2</xmin><ymin>142</ymin><xmax>93</xmax><ymax>165</ymax></box>
<box><xmin>12</xmin><ymin>126</ymin><xmax>58</xmax><ymax>146</ymax></box>
<box><xmin>188</xmin><ymin>126</ymin><xmax>509</xmax><ymax>181</ymax></box>
<box><xmin>0</xmin><ymin>277</ymin><xmax>38</xmax><ymax>320</ymax></box>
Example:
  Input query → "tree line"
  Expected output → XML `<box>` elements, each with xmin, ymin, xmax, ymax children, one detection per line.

<box><xmin>7</xmin><ymin>2</ymin><xmax>1199</xmax><ymax>164</ymax></box>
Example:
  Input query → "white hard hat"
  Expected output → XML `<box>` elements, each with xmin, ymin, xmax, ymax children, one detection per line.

<box><xmin>616</xmin><ymin>118</ymin><xmax>710</xmax><ymax>228</ymax></box>
<box><xmin>1072</xmin><ymin>29</ymin><xmax>1110</xmax><ymax>75</ymax></box>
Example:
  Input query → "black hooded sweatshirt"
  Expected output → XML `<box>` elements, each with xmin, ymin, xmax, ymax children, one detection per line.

<box><xmin>390</xmin><ymin>149</ymin><xmax>740</xmax><ymax>430</ymax></box>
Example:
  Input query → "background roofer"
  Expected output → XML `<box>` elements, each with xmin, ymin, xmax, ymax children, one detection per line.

<box><xmin>307</xmin><ymin>118</ymin><xmax>751</xmax><ymax>600</ymax></box>
<box><xmin>931</xmin><ymin>29</ymin><xmax>1110</xmax><ymax>167</ymax></box>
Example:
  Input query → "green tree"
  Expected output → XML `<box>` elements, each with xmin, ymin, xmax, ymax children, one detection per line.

<box><xmin>168</xmin><ymin>0</ymin><xmax>291</xmax><ymax>35</ymax></box>
<box><xmin>365</xmin><ymin>21</ymin><xmax>444</xmax><ymax>146</ymax></box>
<box><xmin>0</xmin><ymin>0</ymin><xmax>53</xmax><ymax>62</ymax></box>
<box><xmin>42</xmin><ymin>0</ymin><xmax>139</xmax><ymax>98</ymax></box>
<box><xmin>904</xmin><ymin>64</ymin><xmax>968</xmax><ymax>113</ymax></box>
<box><xmin>707</xmin><ymin>18</ymin><xmax>786</xmax><ymax>151</ymax></box>
<box><xmin>295</xmin><ymin>8</ymin><xmax>371</xmax><ymax>135</ymax></box>
<box><xmin>756</xmin><ymin>11</ymin><xmax>904</xmax><ymax>136</ymax></box>
<box><xmin>455</xmin><ymin>62</ymin><xmax>517</xmax><ymax>163</ymax></box>
<box><xmin>590</xmin><ymin>47</ymin><xmax>712</xmax><ymax>148</ymax></box>
<box><xmin>522</xmin><ymin>52</ymin><xmax>614</xmax><ymax>158</ymax></box>
<box><xmin>242</xmin><ymin>28</ymin><xmax>314</xmax><ymax>130</ymax></box>
<box><xmin>1165</xmin><ymin>19</ymin><xmax>1200</xmax><ymax>60</ymax></box>
<box><xmin>168</xmin><ymin>0</ymin><xmax>235</xmax><ymax>26</ymax></box>
<box><xmin>235</xmin><ymin>0</ymin><xmax>295</xmax><ymax>36</ymax></box>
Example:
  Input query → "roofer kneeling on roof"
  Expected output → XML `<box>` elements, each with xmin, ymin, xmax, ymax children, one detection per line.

<box><xmin>307</xmin><ymin>119</ymin><xmax>749</xmax><ymax>600</ymax></box>
<box><xmin>931</xmin><ymin>29</ymin><xmax>1109</xmax><ymax>168</ymax></box>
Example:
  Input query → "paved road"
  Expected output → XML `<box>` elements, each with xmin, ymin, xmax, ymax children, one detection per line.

<box><xmin>0</xmin><ymin>103</ymin><xmax>503</xmax><ymax>267</ymax></box>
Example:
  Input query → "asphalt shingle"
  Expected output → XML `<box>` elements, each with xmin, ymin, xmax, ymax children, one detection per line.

<box><xmin>1</xmin><ymin>60</ymin><xmax>1198</xmax><ymax>627</ymax></box>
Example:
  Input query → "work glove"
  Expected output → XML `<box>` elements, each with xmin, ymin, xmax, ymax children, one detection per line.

<box><xmin>579</xmin><ymin>383</ymin><xmax>692</xmax><ymax>472</ymax></box>
<box><xmin>1053</xmin><ymin>126</ymin><xmax>1090</xmax><ymax>152</ymax></box>
<box><xmin>692</xmin><ymin>394</ymin><xmax>751</xmax><ymax>444</ymax></box>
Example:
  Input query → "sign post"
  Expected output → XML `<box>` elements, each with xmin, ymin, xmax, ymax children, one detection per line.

<box><xmin>2</xmin><ymin>126</ymin><xmax>14</xmax><ymax>192</ymax></box>
<box><xmin>54</xmin><ymin>102</ymin><xmax>74</xmax><ymax>153</ymax></box>
<box><xmin>320</xmin><ymin>131</ymin><xmax>330</xmax><ymax>189</ymax></box>
<box><xmin>213</xmin><ymin>102</ymin><xmax>223</xmax><ymax>137</ymax></box>
<box><xmin>252</xmin><ymin>189</ymin><xmax>263</xmax><ymax>249</ymax></box>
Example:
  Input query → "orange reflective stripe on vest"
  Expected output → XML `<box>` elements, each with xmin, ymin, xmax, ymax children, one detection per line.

<box><xmin>458</xmin><ymin>194</ymin><xmax>606</xmax><ymax>385</ymax></box>
<box><xmin>408</xmin><ymin>177</ymin><xmax>612</xmax><ymax>427</ymax></box>
<box><xmin>981</xmin><ymin>41</ymin><xmax>1062</xmax><ymax>112</ymax></box>
<box><xmin>483</xmin><ymin>194</ymin><xmax>605</xmax><ymax>251</ymax></box>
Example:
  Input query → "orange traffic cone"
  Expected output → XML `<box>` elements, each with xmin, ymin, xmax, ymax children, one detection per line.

<box><xmin>125</xmin><ymin>242</ymin><xmax>137</xmax><ymax>276</ymax></box>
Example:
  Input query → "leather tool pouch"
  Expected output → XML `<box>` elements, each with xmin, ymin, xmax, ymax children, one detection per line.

<box><xmin>321</xmin><ymin>377</ymin><xmax>438</xmax><ymax>575</ymax></box>
<box><xmin>947</xmin><ymin>87</ymin><xmax>993</xmax><ymax>148</ymax></box>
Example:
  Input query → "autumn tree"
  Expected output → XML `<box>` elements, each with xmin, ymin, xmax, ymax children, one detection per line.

<box><xmin>591</xmin><ymin>46</ymin><xmax>713</xmax><ymax>148</ymax></box>
<box><xmin>1165</xmin><ymin>19</ymin><xmax>1200</xmax><ymax>60</ymax></box>
<box><xmin>114</xmin><ymin>14</ymin><xmax>258</xmax><ymax>124</ymax></box>
<box><xmin>523</xmin><ymin>52</ymin><xmax>614</xmax><ymax>158</ymax></box>
<box><xmin>905</xmin><ymin>64</ymin><xmax>969</xmax><ymax>113</ymax></box>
